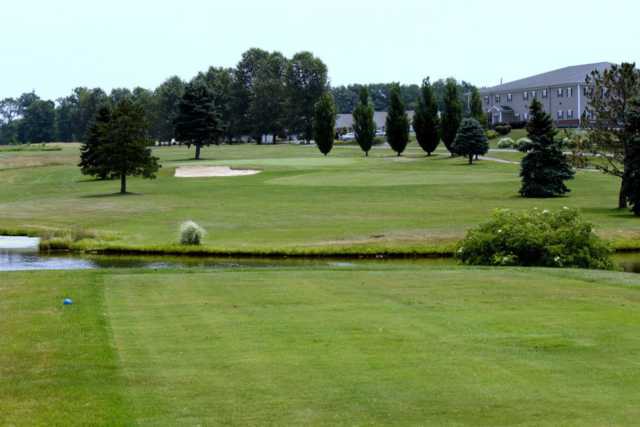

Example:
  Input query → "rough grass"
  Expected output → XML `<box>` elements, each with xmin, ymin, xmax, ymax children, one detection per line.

<box><xmin>3</xmin><ymin>265</ymin><xmax>640</xmax><ymax>425</ymax></box>
<box><xmin>0</xmin><ymin>142</ymin><xmax>637</xmax><ymax>254</ymax></box>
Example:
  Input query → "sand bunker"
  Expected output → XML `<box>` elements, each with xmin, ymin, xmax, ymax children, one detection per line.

<box><xmin>175</xmin><ymin>166</ymin><xmax>261</xmax><ymax>178</ymax></box>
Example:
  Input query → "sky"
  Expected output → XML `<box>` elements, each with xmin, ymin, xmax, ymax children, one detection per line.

<box><xmin>2</xmin><ymin>0</ymin><xmax>639</xmax><ymax>100</ymax></box>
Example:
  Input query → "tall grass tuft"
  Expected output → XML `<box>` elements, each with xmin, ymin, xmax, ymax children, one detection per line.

<box><xmin>179</xmin><ymin>221</ymin><xmax>206</xmax><ymax>245</ymax></box>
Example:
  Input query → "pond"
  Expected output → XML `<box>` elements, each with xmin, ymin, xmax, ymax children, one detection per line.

<box><xmin>1</xmin><ymin>236</ymin><xmax>639</xmax><ymax>273</ymax></box>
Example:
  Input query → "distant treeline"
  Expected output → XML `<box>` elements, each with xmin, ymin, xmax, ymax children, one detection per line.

<box><xmin>331</xmin><ymin>80</ymin><xmax>476</xmax><ymax>114</ymax></box>
<box><xmin>0</xmin><ymin>48</ymin><xmax>475</xmax><ymax>144</ymax></box>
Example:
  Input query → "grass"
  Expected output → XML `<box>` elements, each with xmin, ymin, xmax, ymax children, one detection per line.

<box><xmin>0</xmin><ymin>141</ymin><xmax>637</xmax><ymax>254</ymax></box>
<box><xmin>2</xmin><ymin>264</ymin><xmax>640</xmax><ymax>425</ymax></box>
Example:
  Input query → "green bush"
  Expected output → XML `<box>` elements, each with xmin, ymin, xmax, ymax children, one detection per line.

<box><xmin>180</xmin><ymin>221</ymin><xmax>206</xmax><ymax>245</ymax></box>
<box><xmin>517</xmin><ymin>137</ymin><xmax>532</xmax><ymax>151</ymax></box>
<box><xmin>494</xmin><ymin>123</ymin><xmax>512</xmax><ymax>136</ymax></box>
<box><xmin>485</xmin><ymin>130</ymin><xmax>498</xmax><ymax>140</ymax></box>
<box><xmin>456</xmin><ymin>208</ymin><xmax>613</xmax><ymax>269</ymax></box>
<box><xmin>497</xmin><ymin>138</ymin><xmax>515</xmax><ymax>148</ymax></box>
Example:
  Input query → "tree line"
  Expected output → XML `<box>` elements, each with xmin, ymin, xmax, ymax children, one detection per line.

<box><xmin>0</xmin><ymin>48</ymin><xmax>330</xmax><ymax>146</ymax></box>
<box><xmin>331</xmin><ymin>80</ymin><xmax>476</xmax><ymax>114</ymax></box>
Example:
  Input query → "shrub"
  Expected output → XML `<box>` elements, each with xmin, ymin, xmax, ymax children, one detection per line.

<box><xmin>510</xmin><ymin>120</ymin><xmax>527</xmax><ymax>129</ymax></box>
<box><xmin>456</xmin><ymin>208</ymin><xmax>613</xmax><ymax>270</ymax></box>
<box><xmin>179</xmin><ymin>221</ymin><xmax>206</xmax><ymax>245</ymax></box>
<box><xmin>485</xmin><ymin>130</ymin><xmax>498</xmax><ymax>140</ymax></box>
<box><xmin>497</xmin><ymin>138</ymin><xmax>515</xmax><ymax>149</ymax></box>
<box><xmin>516</xmin><ymin>137</ymin><xmax>532</xmax><ymax>150</ymax></box>
<box><xmin>494</xmin><ymin>123</ymin><xmax>512</xmax><ymax>135</ymax></box>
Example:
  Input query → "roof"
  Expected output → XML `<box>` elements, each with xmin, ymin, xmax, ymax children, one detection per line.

<box><xmin>336</xmin><ymin>111</ymin><xmax>416</xmax><ymax>129</ymax></box>
<box><xmin>480</xmin><ymin>62</ymin><xmax>614</xmax><ymax>94</ymax></box>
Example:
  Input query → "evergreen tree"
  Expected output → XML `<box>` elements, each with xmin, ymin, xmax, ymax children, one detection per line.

<box><xmin>519</xmin><ymin>99</ymin><xmax>574</xmax><ymax>197</ymax></box>
<box><xmin>469</xmin><ymin>87</ymin><xmax>487</xmax><ymax>128</ymax></box>
<box><xmin>451</xmin><ymin>118</ymin><xmax>488</xmax><ymax>164</ymax></box>
<box><xmin>313</xmin><ymin>92</ymin><xmax>336</xmax><ymax>156</ymax></box>
<box><xmin>79</xmin><ymin>100</ymin><xmax>160</xmax><ymax>194</ymax></box>
<box><xmin>352</xmin><ymin>87</ymin><xmax>376</xmax><ymax>156</ymax></box>
<box><xmin>174</xmin><ymin>81</ymin><xmax>223</xmax><ymax>160</ymax></box>
<box><xmin>441</xmin><ymin>78</ymin><xmax>462</xmax><ymax>154</ymax></box>
<box><xmin>625</xmin><ymin>98</ymin><xmax>640</xmax><ymax>215</ymax></box>
<box><xmin>79</xmin><ymin>106</ymin><xmax>112</xmax><ymax>179</ymax></box>
<box><xmin>413</xmin><ymin>78</ymin><xmax>440</xmax><ymax>156</ymax></box>
<box><xmin>385</xmin><ymin>83</ymin><xmax>410</xmax><ymax>156</ymax></box>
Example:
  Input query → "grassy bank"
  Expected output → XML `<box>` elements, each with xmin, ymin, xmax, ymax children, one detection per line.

<box><xmin>3</xmin><ymin>264</ymin><xmax>640</xmax><ymax>425</ymax></box>
<box><xmin>0</xmin><ymin>142</ymin><xmax>638</xmax><ymax>255</ymax></box>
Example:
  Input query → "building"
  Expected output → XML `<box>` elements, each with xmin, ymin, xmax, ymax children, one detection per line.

<box><xmin>480</xmin><ymin>62</ymin><xmax>613</xmax><ymax>128</ymax></box>
<box><xmin>336</xmin><ymin>111</ymin><xmax>416</xmax><ymax>134</ymax></box>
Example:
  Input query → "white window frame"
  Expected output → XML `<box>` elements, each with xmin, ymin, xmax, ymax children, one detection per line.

<box><xmin>542</xmin><ymin>89</ymin><xmax>548</xmax><ymax>98</ymax></box>
<box><xmin>523</xmin><ymin>91</ymin><xmax>529</xmax><ymax>100</ymax></box>
<box><xmin>557</xmin><ymin>88</ymin><xmax>564</xmax><ymax>97</ymax></box>
<box><xmin>567</xmin><ymin>87</ymin><xmax>573</xmax><ymax>97</ymax></box>
<box><xmin>557</xmin><ymin>110</ymin><xmax>564</xmax><ymax>119</ymax></box>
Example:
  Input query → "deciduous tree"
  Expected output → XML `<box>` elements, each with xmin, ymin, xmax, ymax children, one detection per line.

<box><xmin>441</xmin><ymin>78</ymin><xmax>463</xmax><ymax>154</ymax></box>
<box><xmin>313</xmin><ymin>92</ymin><xmax>336</xmax><ymax>156</ymax></box>
<box><xmin>386</xmin><ymin>84</ymin><xmax>410</xmax><ymax>156</ymax></box>
<box><xmin>352</xmin><ymin>87</ymin><xmax>376</xmax><ymax>156</ymax></box>
<box><xmin>413</xmin><ymin>78</ymin><xmax>440</xmax><ymax>156</ymax></box>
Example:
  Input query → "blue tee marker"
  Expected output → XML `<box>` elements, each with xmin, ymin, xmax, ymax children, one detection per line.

<box><xmin>63</xmin><ymin>298</ymin><xmax>73</xmax><ymax>305</ymax></box>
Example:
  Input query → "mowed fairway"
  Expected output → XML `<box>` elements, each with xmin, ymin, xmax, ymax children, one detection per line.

<box><xmin>0</xmin><ymin>142</ymin><xmax>638</xmax><ymax>253</ymax></box>
<box><xmin>2</xmin><ymin>265</ymin><xmax>640</xmax><ymax>425</ymax></box>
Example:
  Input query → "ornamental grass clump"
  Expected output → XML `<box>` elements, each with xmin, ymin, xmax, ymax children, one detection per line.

<box><xmin>456</xmin><ymin>208</ymin><xmax>613</xmax><ymax>270</ymax></box>
<box><xmin>179</xmin><ymin>221</ymin><xmax>206</xmax><ymax>245</ymax></box>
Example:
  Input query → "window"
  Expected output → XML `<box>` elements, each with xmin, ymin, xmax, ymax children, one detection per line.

<box><xmin>542</xmin><ymin>89</ymin><xmax>548</xmax><ymax>98</ymax></box>
<box><xmin>583</xmin><ymin>86</ymin><xmax>592</xmax><ymax>97</ymax></box>
<box><xmin>495</xmin><ymin>95</ymin><xmax>501</xmax><ymax>103</ymax></box>
<box><xmin>567</xmin><ymin>87</ymin><xmax>573</xmax><ymax>97</ymax></box>
<box><xmin>557</xmin><ymin>88</ymin><xmax>564</xmax><ymax>97</ymax></box>
<box><xmin>484</xmin><ymin>96</ymin><xmax>490</xmax><ymax>104</ymax></box>
<box><xmin>531</xmin><ymin>91</ymin><xmax>536</xmax><ymax>99</ymax></box>
<box><xmin>523</xmin><ymin>112</ymin><xmax>528</xmax><ymax>120</ymax></box>
<box><xmin>567</xmin><ymin>109</ymin><xmax>574</xmax><ymax>119</ymax></box>
<box><xmin>507</xmin><ymin>93</ymin><xmax>513</xmax><ymax>102</ymax></box>
<box><xmin>523</xmin><ymin>91</ymin><xmax>529</xmax><ymax>100</ymax></box>
<box><xmin>557</xmin><ymin>110</ymin><xmax>564</xmax><ymax>119</ymax></box>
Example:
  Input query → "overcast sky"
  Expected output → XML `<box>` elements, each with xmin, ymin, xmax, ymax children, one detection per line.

<box><xmin>2</xmin><ymin>0</ymin><xmax>639</xmax><ymax>100</ymax></box>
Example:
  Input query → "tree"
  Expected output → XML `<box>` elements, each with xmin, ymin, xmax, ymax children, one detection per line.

<box><xmin>584</xmin><ymin>63</ymin><xmax>640</xmax><ymax>208</ymax></box>
<box><xmin>193</xmin><ymin>67</ymin><xmax>234</xmax><ymax>140</ymax></box>
<box><xmin>313</xmin><ymin>92</ymin><xmax>336</xmax><ymax>156</ymax></box>
<box><xmin>79</xmin><ymin>100</ymin><xmax>160</xmax><ymax>194</ymax></box>
<box><xmin>0</xmin><ymin>98</ymin><xmax>21</xmax><ymax>144</ymax></box>
<box><xmin>469</xmin><ymin>87</ymin><xmax>487</xmax><ymax>127</ymax></box>
<box><xmin>386</xmin><ymin>84</ymin><xmax>410</xmax><ymax>156</ymax></box>
<box><xmin>79</xmin><ymin>106</ymin><xmax>112</xmax><ymax>179</ymax></box>
<box><xmin>249</xmin><ymin>51</ymin><xmax>288</xmax><ymax>143</ymax></box>
<box><xmin>519</xmin><ymin>99</ymin><xmax>574</xmax><ymax>197</ymax></box>
<box><xmin>413</xmin><ymin>78</ymin><xmax>440</xmax><ymax>156</ymax></box>
<box><xmin>285</xmin><ymin>52</ymin><xmax>328</xmax><ymax>142</ymax></box>
<box><xmin>153</xmin><ymin>76</ymin><xmax>185</xmax><ymax>142</ymax></box>
<box><xmin>174</xmin><ymin>81</ymin><xmax>223</xmax><ymax>160</ymax></box>
<box><xmin>625</xmin><ymin>98</ymin><xmax>640</xmax><ymax>215</ymax></box>
<box><xmin>231</xmin><ymin>48</ymin><xmax>271</xmax><ymax>140</ymax></box>
<box><xmin>22</xmin><ymin>100</ymin><xmax>55</xmax><ymax>143</ymax></box>
<box><xmin>352</xmin><ymin>87</ymin><xmax>376</xmax><ymax>156</ymax></box>
<box><xmin>451</xmin><ymin>118</ymin><xmax>488</xmax><ymax>164</ymax></box>
<box><xmin>441</xmin><ymin>78</ymin><xmax>463</xmax><ymax>154</ymax></box>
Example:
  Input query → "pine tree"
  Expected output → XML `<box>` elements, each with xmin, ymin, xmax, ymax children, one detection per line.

<box><xmin>352</xmin><ymin>87</ymin><xmax>376</xmax><ymax>156</ymax></box>
<box><xmin>79</xmin><ymin>106</ymin><xmax>112</xmax><ymax>180</ymax></box>
<box><xmin>470</xmin><ymin>87</ymin><xmax>487</xmax><ymax>128</ymax></box>
<box><xmin>386</xmin><ymin>83</ymin><xmax>410</xmax><ymax>156</ymax></box>
<box><xmin>625</xmin><ymin>98</ymin><xmax>640</xmax><ymax>215</ymax></box>
<box><xmin>174</xmin><ymin>81</ymin><xmax>222</xmax><ymax>160</ymax></box>
<box><xmin>441</xmin><ymin>78</ymin><xmax>462</xmax><ymax>154</ymax></box>
<box><xmin>451</xmin><ymin>118</ymin><xmax>488</xmax><ymax>164</ymax></box>
<box><xmin>413</xmin><ymin>78</ymin><xmax>440</xmax><ymax>156</ymax></box>
<box><xmin>79</xmin><ymin>100</ymin><xmax>160</xmax><ymax>194</ymax></box>
<box><xmin>313</xmin><ymin>92</ymin><xmax>336</xmax><ymax>156</ymax></box>
<box><xmin>519</xmin><ymin>99</ymin><xmax>574</xmax><ymax>197</ymax></box>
